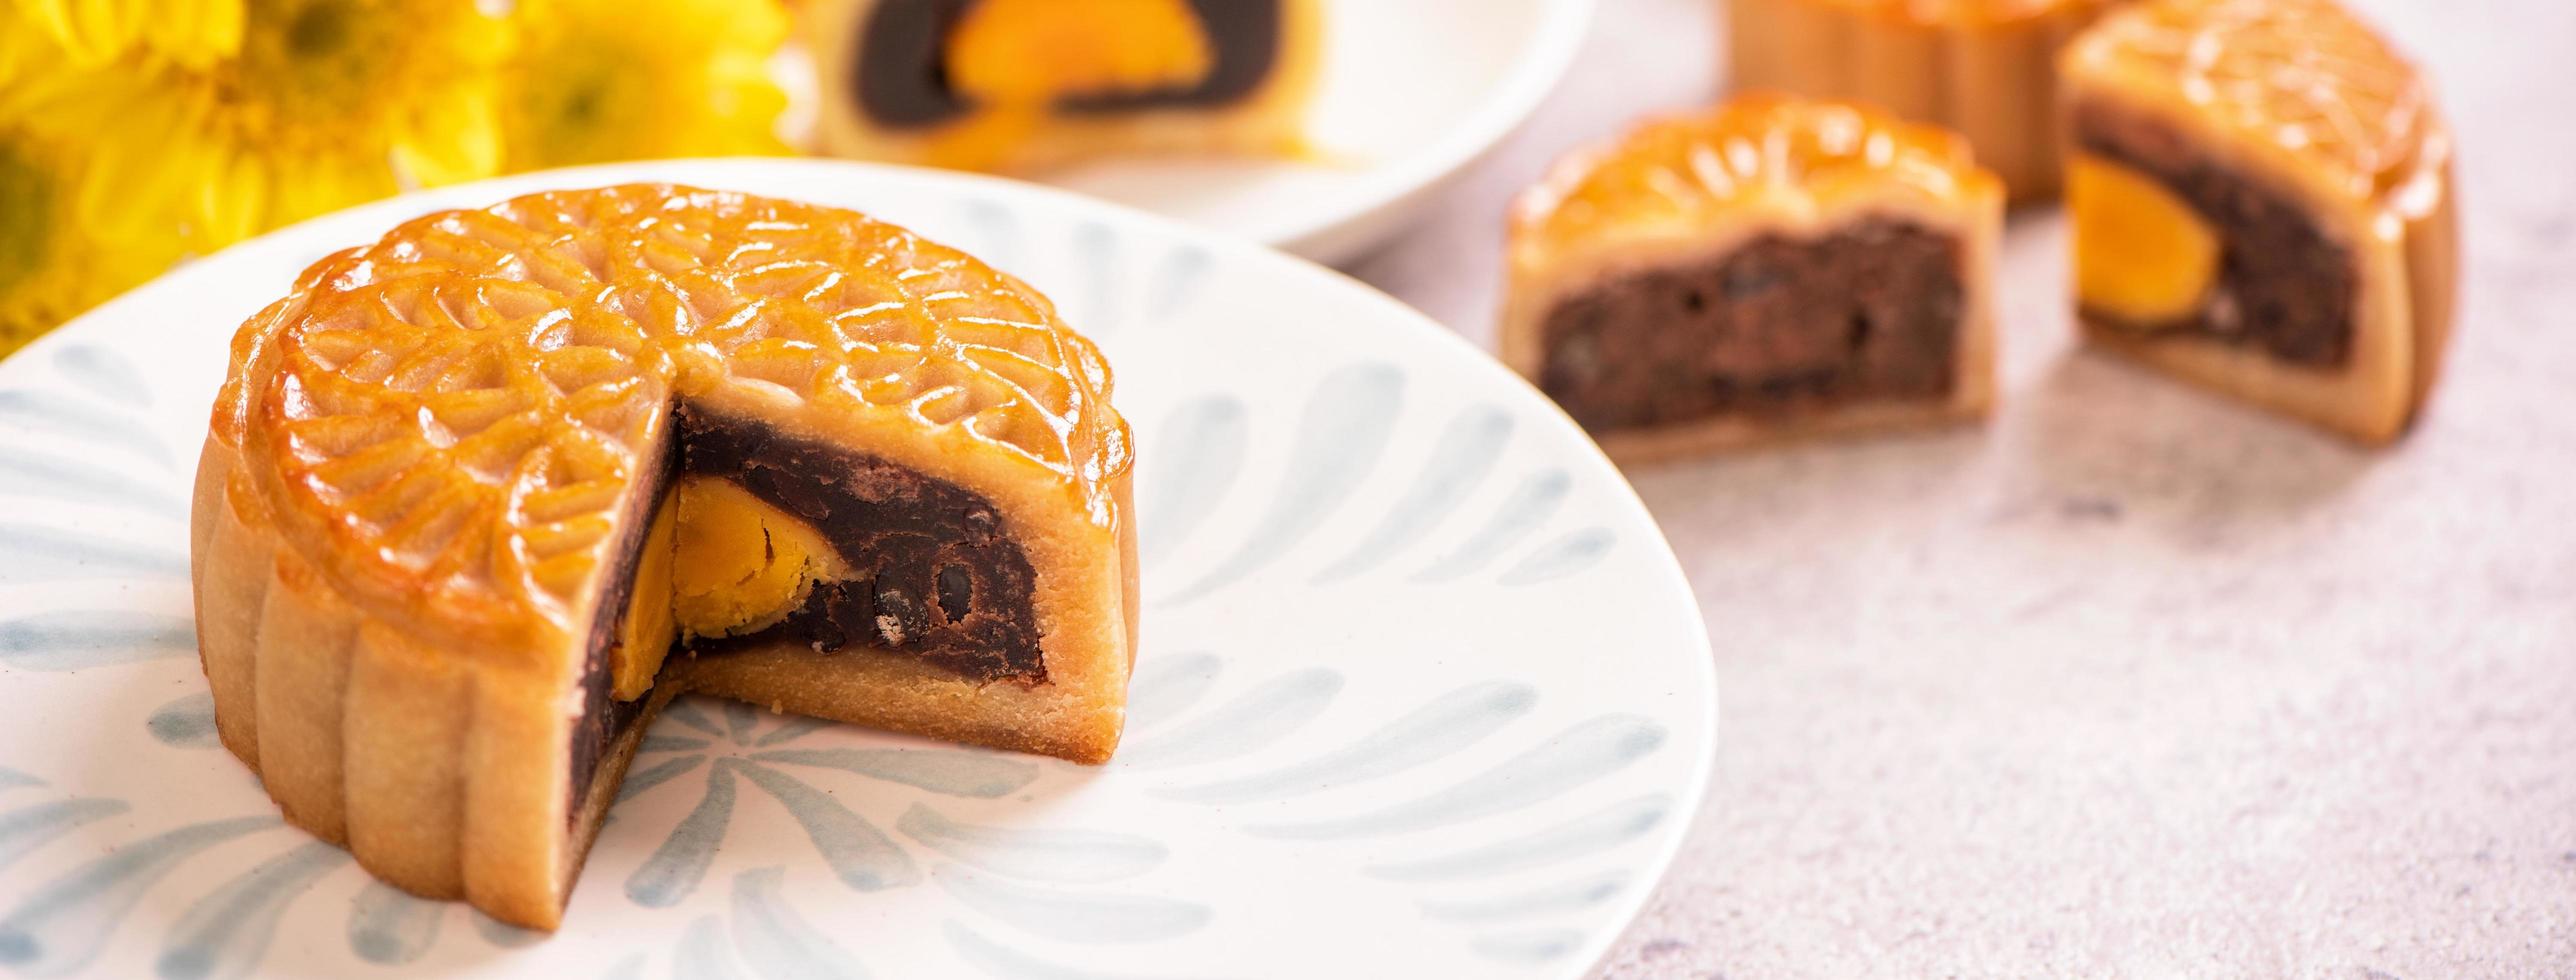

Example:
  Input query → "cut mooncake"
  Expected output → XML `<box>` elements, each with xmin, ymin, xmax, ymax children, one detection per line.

<box><xmin>190</xmin><ymin>184</ymin><xmax>1138</xmax><ymax>929</ymax></box>
<box><xmin>1726</xmin><ymin>0</ymin><xmax>2131</xmax><ymax>199</ymax></box>
<box><xmin>2061</xmin><ymin>0</ymin><xmax>2457</xmax><ymax>444</ymax></box>
<box><xmin>804</xmin><ymin>0</ymin><xmax>1322</xmax><ymax>173</ymax></box>
<box><xmin>1501</xmin><ymin>94</ymin><xmax>2003</xmax><ymax>461</ymax></box>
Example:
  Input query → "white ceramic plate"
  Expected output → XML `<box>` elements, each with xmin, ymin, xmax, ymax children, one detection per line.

<box><xmin>946</xmin><ymin>0</ymin><xmax>1594</xmax><ymax>266</ymax></box>
<box><xmin>0</xmin><ymin>158</ymin><xmax>1710</xmax><ymax>979</ymax></box>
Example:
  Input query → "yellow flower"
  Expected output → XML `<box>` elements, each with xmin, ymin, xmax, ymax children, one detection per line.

<box><xmin>499</xmin><ymin>0</ymin><xmax>788</xmax><ymax>172</ymax></box>
<box><xmin>154</xmin><ymin>0</ymin><xmax>509</xmax><ymax>250</ymax></box>
<box><xmin>12</xmin><ymin>0</ymin><xmax>247</xmax><ymax>69</ymax></box>
<box><xmin>0</xmin><ymin>29</ymin><xmax>189</xmax><ymax>350</ymax></box>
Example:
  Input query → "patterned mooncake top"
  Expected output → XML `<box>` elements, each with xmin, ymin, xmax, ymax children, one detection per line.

<box><xmin>207</xmin><ymin>184</ymin><xmax>1129</xmax><ymax>637</ymax></box>
<box><xmin>1513</xmin><ymin>94</ymin><xmax>2000</xmax><ymax>259</ymax></box>
<box><xmin>2066</xmin><ymin>0</ymin><xmax>2434</xmax><ymax>202</ymax></box>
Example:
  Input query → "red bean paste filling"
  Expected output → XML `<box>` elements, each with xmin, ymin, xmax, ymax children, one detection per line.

<box><xmin>2073</xmin><ymin>100</ymin><xmax>2357</xmax><ymax>367</ymax></box>
<box><xmin>571</xmin><ymin>433</ymin><xmax>678</xmax><ymax>821</ymax></box>
<box><xmin>571</xmin><ymin>407</ymin><xmax>1045</xmax><ymax>819</ymax></box>
<box><xmin>853</xmin><ymin>0</ymin><xmax>1282</xmax><ymax>128</ymax></box>
<box><xmin>1537</xmin><ymin>220</ymin><xmax>1962</xmax><ymax>433</ymax></box>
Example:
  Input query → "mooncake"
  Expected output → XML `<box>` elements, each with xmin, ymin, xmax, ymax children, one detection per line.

<box><xmin>805</xmin><ymin>0</ymin><xmax>1322</xmax><ymax>172</ymax></box>
<box><xmin>190</xmin><ymin>184</ymin><xmax>1138</xmax><ymax>929</ymax></box>
<box><xmin>2062</xmin><ymin>0</ymin><xmax>2457</xmax><ymax>443</ymax></box>
<box><xmin>1501</xmin><ymin>94</ymin><xmax>2003</xmax><ymax>460</ymax></box>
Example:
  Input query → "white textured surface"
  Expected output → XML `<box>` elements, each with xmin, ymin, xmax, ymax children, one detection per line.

<box><xmin>1347</xmin><ymin>0</ymin><xmax>2576</xmax><ymax>974</ymax></box>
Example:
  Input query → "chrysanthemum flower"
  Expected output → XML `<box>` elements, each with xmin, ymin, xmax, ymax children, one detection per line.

<box><xmin>13</xmin><ymin>0</ymin><xmax>247</xmax><ymax>69</ymax></box>
<box><xmin>499</xmin><ymin>0</ymin><xmax>788</xmax><ymax>171</ymax></box>
<box><xmin>0</xmin><ymin>30</ymin><xmax>190</xmax><ymax>350</ymax></box>
<box><xmin>155</xmin><ymin>0</ymin><xmax>509</xmax><ymax>249</ymax></box>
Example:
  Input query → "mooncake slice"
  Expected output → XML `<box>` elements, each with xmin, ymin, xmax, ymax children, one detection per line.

<box><xmin>1501</xmin><ymin>95</ymin><xmax>2003</xmax><ymax>461</ymax></box>
<box><xmin>191</xmin><ymin>185</ymin><xmax>1138</xmax><ymax>929</ymax></box>
<box><xmin>2062</xmin><ymin>0</ymin><xmax>2457</xmax><ymax>443</ymax></box>
<box><xmin>1727</xmin><ymin>0</ymin><xmax>2129</xmax><ymax>199</ymax></box>
<box><xmin>804</xmin><ymin>0</ymin><xmax>1322</xmax><ymax>172</ymax></box>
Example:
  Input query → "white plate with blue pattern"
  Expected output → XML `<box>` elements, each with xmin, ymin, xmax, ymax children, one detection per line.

<box><xmin>0</xmin><ymin>158</ymin><xmax>1713</xmax><ymax>979</ymax></box>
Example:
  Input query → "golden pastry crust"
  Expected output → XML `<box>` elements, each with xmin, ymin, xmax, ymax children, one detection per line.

<box><xmin>192</xmin><ymin>184</ymin><xmax>1138</xmax><ymax>929</ymax></box>
<box><xmin>2062</xmin><ymin>0</ymin><xmax>2457</xmax><ymax>443</ymax></box>
<box><xmin>1501</xmin><ymin>95</ymin><xmax>2003</xmax><ymax>460</ymax></box>
<box><xmin>804</xmin><ymin>0</ymin><xmax>1323</xmax><ymax>173</ymax></box>
<box><xmin>2065</xmin><ymin>0</ymin><xmax>2432</xmax><ymax>202</ymax></box>
<box><xmin>1727</xmin><ymin>0</ymin><xmax>2126</xmax><ymax>198</ymax></box>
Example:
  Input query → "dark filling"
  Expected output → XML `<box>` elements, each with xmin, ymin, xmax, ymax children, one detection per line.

<box><xmin>1537</xmin><ymin>221</ymin><xmax>1963</xmax><ymax>433</ymax></box>
<box><xmin>676</xmin><ymin>406</ymin><xmax>1044</xmax><ymax>683</ymax></box>
<box><xmin>568</xmin><ymin>408</ymin><xmax>1045</xmax><ymax>820</ymax></box>
<box><xmin>2074</xmin><ymin>101</ymin><xmax>2357</xmax><ymax>367</ymax></box>
<box><xmin>570</xmin><ymin>432</ymin><xmax>679</xmax><ymax>820</ymax></box>
<box><xmin>851</xmin><ymin>0</ymin><xmax>1283</xmax><ymax>129</ymax></box>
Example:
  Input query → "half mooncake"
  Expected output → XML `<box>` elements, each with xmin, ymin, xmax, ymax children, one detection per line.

<box><xmin>190</xmin><ymin>184</ymin><xmax>1138</xmax><ymax>929</ymax></box>
<box><xmin>804</xmin><ymin>0</ymin><xmax>1322</xmax><ymax>172</ymax></box>
<box><xmin>1501</xmin><ymin>95</ymin><xmax>2003</xmax><ymax>461</ymax></box>
<box><xmin>2062</xmin><ymin>0</ymin><xmax>2457</xmax><ymax>443</ymax></box>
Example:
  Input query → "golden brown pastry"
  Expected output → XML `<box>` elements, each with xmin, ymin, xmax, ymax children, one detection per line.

<box><xmin>2061</xmin><ymin>0</ymin><xmax>2457</xmax><ymax>444</ymax></box>
<box><xmin>805</xmin><ymin>0</ymin><xmax>1322</xmax><ymax>172</ymax></box>
<box><xmin>190</xmin><ymin>184</ymin><xmax>1138</xmax><ymax>930</ymax></box>
<box><xmin>1726</xmin><ymin>0</ymin><xmax>2128</xmax><ymax>200</ymax></box>
<box><xmin>1501</xmin><ymin>94</ymin><xmax>2003</xmax><ymax>461</ymax></box>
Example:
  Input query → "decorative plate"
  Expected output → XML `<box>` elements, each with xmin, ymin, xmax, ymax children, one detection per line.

<box><xmin>0</xmin><ymin>158</ymin><xmax>1713</xmax><ymax>979</ymax></box>
<box><xmin>962</xmin><ymin>0</ymin><xmax>1596</xmax><ymax>266</ymax></box>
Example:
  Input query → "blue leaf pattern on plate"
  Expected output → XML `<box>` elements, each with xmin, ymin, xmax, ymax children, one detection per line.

<box><xmin>1156</xmin><ymin>681</ymin><xmax>1536</xmax><ymax>804</ymax></box>
<box><xmin>154</xmin><ymin>841</ymin><xmax>347</xmax><ymax>980</ymax></box>
<box><xmin>1497</xmin><ymin>528</ymin><xmax>1617</xmax><ymax>586</ymax></box>
<box><xmin>0</xmin><ymin>611</ymin><xmax>193</xmax><ymax>669</ymax></box>
<box><xmin>1470</xmin><ymin>929</ymin><xmax>1584</xmax><ymax>963</ymax></box>
<box><xmin>0</xmin><ymin>450</ymin><xmax>185</xmax><ymax>514</ymax></box>
<box><xmin>1250</xmin><ymin>716</ymin><xmax>1667</xmax><ymax>839</ymax></box>
<box><xmin>146</xmin><ymin>693</ymin><xmax>219</xmax><ymax>748</ymax></box>
<box><xmin>0</xmin><ymin>799</ymin><xmax>128</xmax><ymax>873</ymax></box>
<box><xmin>1367</xmin><ymin>794</ymin><xmax>1673</xmax><ymax>881</ymax></box>
<box><xmin>618</xmin><ymin>756</ymin><xmax>709</xmax><ymax>803</ymax></box>
<box><xmin>1413</xmin><ymin>470</ymin><xmax>1571</xmax><ymax>583</ymax></box>
<box><xmin>897</xmin><ymin>804</ymin><xmax>1164</xmax><ymax>884</ymax></box>
<box><xmin>1163</xmin><ymin>364</ymin><xmax>1403</xmax><ymax>603</ymax></box>
<box><xmin>628</xmin><ymin>763</ymin><xmax>738</xmax><ymax>907</ymax></box>
<box><xmin>345</xmin><ymin>882</ymin><xmax>442</xmax><ymax>965</ymax></box>
<box><xmin>52</xmin><ymin>348</ymin><xmax>152</xmax><ymax>406</ymax></box>
<box><xmin>1419</xmin><ymin>871</ymin><xmax>1626</xmax><ymax>922</ymax></box>
<box><xmin>728</xmin><ymin>868</ymin><xmax>872</xmax><ymax>980</ymax></box>
<box><xmin>674</xmin><ymin>915</ymin><xmax>745</xmax><ymax>980</ymax></box>
<box><xmin>470</xmin><ymin>911</ymin><xmax>541</xmax><ymax>948</ymax></box>
<box><xmin>1311</xmin><ymin>406</ymin><xmax>1512</xmax><ymax>583</ymax></box>
<box><xmin>1137</xmin><ymin>397</ymin><xmax>1249</xmax><ymax>565</ymax></box>
<box><xmin>1121</xmin><ymin>651</ymin><xmax>1221</xmax><ymax>730</ymax></box>
<box><xmin>733</xmin><ymin>761</ymin><xmax>920</xmax><ymax>892</ymax></box>
<box><xmin>1115</xmin><ymin>668</ymin><xmax>1341</xmax><ymax>770</ymax></box>
<box><xmin>0</xmin><ymin>526</ymin><xmax>187</xmax><ymax>583</ymax></box>
<box><xmin>0</xmin><ymin>391</ymin><xmax>172</xmax><ymax>466</ymax></box>
<box><xmin>0</xmin><ymin>816</ymin><xmax>277</xmax><ymax>976</ymax></box>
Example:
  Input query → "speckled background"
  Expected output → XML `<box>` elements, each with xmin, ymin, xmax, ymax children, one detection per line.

<box><xmin>1346</xmin><ymin>0</ymin><xmax>2576</xmax><ymax>974</ymax></box>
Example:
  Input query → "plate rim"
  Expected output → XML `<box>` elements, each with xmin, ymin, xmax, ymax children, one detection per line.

<box><xmin>14</xmin><ymin>154</ymin><xmax>1715</xmax><ymax>979</ymax></box>
<box><xmin>1262</xmin><ymin>0</ymin><xmax>1601</xmax><ymax>260</ymax></box>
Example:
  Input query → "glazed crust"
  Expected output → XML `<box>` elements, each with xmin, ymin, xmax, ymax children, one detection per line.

<box><xmin>1727</xmin><ymin>0</ymin><xmax>2126</xmax><ymax>199</ymax></box>
<box><xmin>190</xmin><ymin>185</ymin><xmax>1139</xmax><ymax>929</ymax></box>
<box><xmin>2062</xmin><ymin>0</ymin><xmax>2458</xmax><ymax>444</ymax></box>
<box><xmin>803</xmin><ymin>0</ymin><xmax>1323</xmax><ymax>172</ymax></box>
<box><xmin>1499</xmin><ymin>96</ymin><xmax>2004</xmax><ymax>461</ymax></box>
